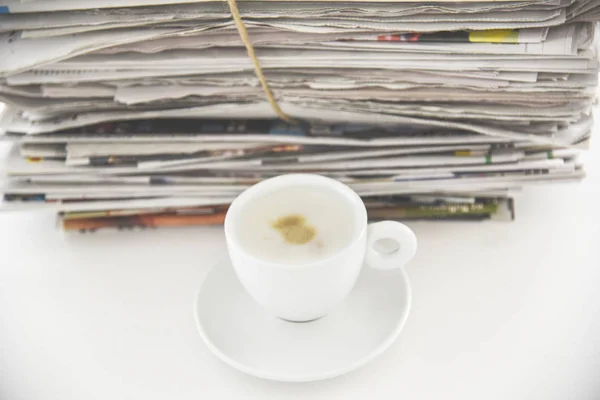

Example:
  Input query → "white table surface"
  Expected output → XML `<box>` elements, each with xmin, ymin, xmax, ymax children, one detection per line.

<box><xmin>1</xmin><ymin>141</ymin><xmax>600</xmax><ymax>400</ymax></box>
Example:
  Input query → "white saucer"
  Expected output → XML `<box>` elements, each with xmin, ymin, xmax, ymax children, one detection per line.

<box><xmin>193</xmin><ymin>258</ymin><xmax>411</xmax><ymax>382</ymax></box>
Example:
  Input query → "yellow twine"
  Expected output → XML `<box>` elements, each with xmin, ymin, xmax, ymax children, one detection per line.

<box><xmin>225</xmin><ymin>0</ymin><xmax>295</xmax><ymax>123</ymax></box>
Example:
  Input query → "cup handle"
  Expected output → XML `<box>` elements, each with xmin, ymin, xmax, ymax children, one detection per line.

<box><xmin>365</xmin><ymin>221</ymin><xmax>417</xmax><ymax>271</ymax></box>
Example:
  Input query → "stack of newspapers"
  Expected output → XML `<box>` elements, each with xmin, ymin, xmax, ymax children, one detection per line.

<box><xmin>0</xmin><ymin>0</ymin><xmax>598</xmax><ymax>232</ymax></box>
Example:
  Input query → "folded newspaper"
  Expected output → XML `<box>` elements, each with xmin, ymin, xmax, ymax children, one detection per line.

<box><xmin>0</xmin><ymin>0</ymin><xmax>598</xmax><ymax>232</ymax></box>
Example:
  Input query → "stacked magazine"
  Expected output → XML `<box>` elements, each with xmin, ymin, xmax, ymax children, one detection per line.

<box><xmin>0</xmin><ymin>0</ymin><xmax>598</xmax><ymax>232</ymax></box>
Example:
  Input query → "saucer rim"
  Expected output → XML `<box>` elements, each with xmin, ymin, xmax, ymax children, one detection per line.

<box><xmin>193</xmin><ymin>260</ymin><xmax>412</xmax><ymax>382</ymax></box>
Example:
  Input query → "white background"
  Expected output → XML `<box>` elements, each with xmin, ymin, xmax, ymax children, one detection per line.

<box><xmin>1</xmin><ymin>136</ymin><xmax>599</xmax><ymax>400</ymax></box>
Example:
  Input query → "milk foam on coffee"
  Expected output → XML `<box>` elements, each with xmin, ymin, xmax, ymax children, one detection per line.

<box><xmin>236</xmin><ymin>186</ymin><xmax>357</xmax><ymax>264</ymax></box>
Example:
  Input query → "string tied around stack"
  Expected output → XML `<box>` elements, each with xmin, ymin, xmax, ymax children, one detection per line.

<box><xmin>225</xmin><ymin>0</ymin><xmax>296</xmax><ymax>123</ymax></box>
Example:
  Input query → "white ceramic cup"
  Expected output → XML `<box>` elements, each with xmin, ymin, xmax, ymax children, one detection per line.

<box><xmin>224</xmin><ymin>174</ymin><xmax>417</xmax><ymax>322</ymax></box>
